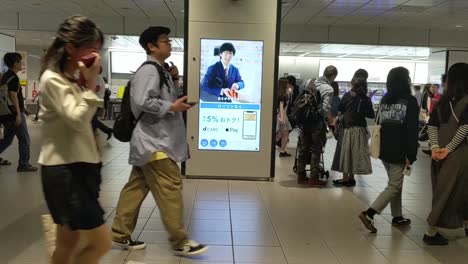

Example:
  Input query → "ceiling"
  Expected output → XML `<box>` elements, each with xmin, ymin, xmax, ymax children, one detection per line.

<box><xmin>2</xmin><ymin>0</ymin><xmax>468</xmax><ymax>54</ymax></box>
<box><xmin>0</xmin><ymin>0</ymin><xmax>467</xmax><ymax>32</ymax></box>
<box><xmin>0</xmin><ymin>0</ymin><xmax>185</xmax><ymax>19</ymax></box>
<box><xmin>281</xmin><ymin>0</ymin><xmax>468</xmax><ymax>30</ymax></box>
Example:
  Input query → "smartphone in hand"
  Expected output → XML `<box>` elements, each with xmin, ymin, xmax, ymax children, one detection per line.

<box><xmin>78</xmin><ymin>54</ymin><xmax>99</xmax><ymax>87</ymax></box>
<box><xmin>81</xmin><ymin>53</ymin><xmax>97</xmax><ymax>68</ymax></box>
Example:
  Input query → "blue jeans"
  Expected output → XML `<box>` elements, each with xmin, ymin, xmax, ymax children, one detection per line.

<box><xmin>0</xmin><ymin>113</ymin><xmax>31</xmax><ymax>167</ymax></box>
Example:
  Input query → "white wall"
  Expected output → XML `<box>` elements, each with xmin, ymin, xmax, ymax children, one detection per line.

<box><xmin>428</xmin><ymin>51</ymin><xmax>446</xmax><ymax>84</ymax></box>
<box><xmin>0</xmin><ymin>33</ymin><xmax>15</xmax><ymax>72</ymax></box>
<box><xmin>448</xmin><ymin>50</ymin><xmax>468</xmax><ymax>69</ymax></box>
<box><xmin>279</xmin><ymin>56</ymin><xmax>320</xmax><ymax>81</ymax></box>
<box><xmin>16</xmin><ymin>45</ymin><xmax>44</xmax><ymax>101</ymax></box>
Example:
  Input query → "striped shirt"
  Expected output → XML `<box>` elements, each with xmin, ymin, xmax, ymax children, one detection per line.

<box><xmin>428</xmin><ymin>100</ymin><xmax>468</xmax><ymax>153</ymax></box>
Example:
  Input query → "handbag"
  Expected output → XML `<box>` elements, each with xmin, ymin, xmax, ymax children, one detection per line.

<box><xmin>369</xmin><ymin>106</ymin><xmax>381</xmax><ymax>159</ymax></box>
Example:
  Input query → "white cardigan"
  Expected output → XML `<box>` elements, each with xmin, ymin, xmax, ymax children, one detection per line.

<box><xmin>38</xmin><ymin>70</ymin><xmax>103</xmax><ymax>166</ymax></box>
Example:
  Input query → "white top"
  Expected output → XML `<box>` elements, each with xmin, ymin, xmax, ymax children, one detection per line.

<box><xmin>96</xmin><ymin>75</ymin><xmax>106</xmax><ymax>99</ymax></box>
<box><xmin>38</xmin><ymin>70</ymin><xmax>103</xmax><ymax>166</ymax></box>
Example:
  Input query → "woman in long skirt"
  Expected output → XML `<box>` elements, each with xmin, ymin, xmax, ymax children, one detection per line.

<box><xmin>424</xmin><ymin>63</ymin><xmax>468</xmax><ymax>245</ymax></box>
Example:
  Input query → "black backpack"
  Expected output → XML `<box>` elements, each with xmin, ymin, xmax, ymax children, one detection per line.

<box><xmin>288</xmin><ymin>89</ymin><xmax>322</xmax><ymax>129</ymax></box>
<box><xmin>0</xmin><ymin>75</ymin><xmax>16</xmax><ymax>124</ymax></box>
<box><xmin>113</xmin><ymin>61</ymin><xmax>169</xmax><ymax>142</ymax></box>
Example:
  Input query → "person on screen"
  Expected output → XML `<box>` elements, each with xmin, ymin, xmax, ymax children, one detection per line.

<box><xmin>200</xmin><ymin>42</ymin><xmax>244</xmax><ymax>102</ymax></box>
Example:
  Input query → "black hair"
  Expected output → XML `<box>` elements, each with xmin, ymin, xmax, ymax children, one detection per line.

<box><xmin>331</xmin><ymin>81</ymin><xmax>339</xmax><ymax>97</ymax></box>
<box><xmin>413</xmin><ymin>85</ymin><xmax>421</xmax><ymax>91</ymax></box>
<box><xmin>351</xmin><ymin>77</ymin><xmax>368</xmax><ymax>97</ymax></box>
<box><xmin>41</xmin><ymin>15</ymin><xmax>103</xmax><ymax>76</ymax></box>
<box><xmin>323</xmin><ymin>65</ymin><xmax>338</xmax><ymax>79</ymax></box>
<box><xmin>423</xmin><ymin>83</ymin><xmax>432</xmax><ymax>94</ymax></box>
<box><xmin>4</xmin><ymin>52</ymin><xmax>22</xmax><ymax>69</ymax></box>
<box><xmin>353</xmin><ymin>69</ymin><xmax>368</xmax><ymax>80</ymax></box>
<box><xmin>286</xmin><ymin>75</ymin><xmax>296</xmax><ymax>86</ymax></box>
<box><xmin>139</xmin><ymin>26</ymin><xmax>171</xmax><ymax>55</ymax></box>
<box><xmin>441</xmin><ymin>74</ymin><xmax>447</xmax><ymax>84</ymax></box>
<box><xmin>219</xmin><ymin>43</ymin><xmax>236</xmax><ymax>55</ymax></box>
<box><xmin>382</xmin><ymin>67</ymin><xmax>412</xmax><ymax>104</ymax></box>
<box><xmin>439</xmin><ymin>63</ymin><xmax>468</xmax><ymax>109</ymax></box>
<box><xmin>433</xmin><ymin>83</ymin><xmax>440</xmax><ymax>88</ymax></box>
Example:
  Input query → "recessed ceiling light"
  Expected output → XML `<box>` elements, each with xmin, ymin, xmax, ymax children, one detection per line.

<box><xmin>456</xmin><ymin>25</ymin><xmax>463</xmax><ymax>28</ymax></box>
<box><xmin>181</xmin><ymin>10</ymin><xmax>184</xmax><ymax>13</ymax></box>
<box><xmin>32</xmin><ymin>2</ymin><xmax>41</xmax><ymax>6</ymax></box>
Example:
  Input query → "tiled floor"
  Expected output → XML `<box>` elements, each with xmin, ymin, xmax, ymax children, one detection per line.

<box><xmin>1</xmin><ymin>120</ymin><xmax>467</xmax><ymax>264</ymax></box>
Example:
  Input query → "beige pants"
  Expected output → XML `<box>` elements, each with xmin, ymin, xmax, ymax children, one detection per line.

<box><xmin>370</xmin><ymin>161</ymin><xmax>405</xmax><ymax>217</ymax></box>
<box><xmin>111</xmin><ymin>159</ymin><xmax>188</xmax><ymax>249</ymax></box>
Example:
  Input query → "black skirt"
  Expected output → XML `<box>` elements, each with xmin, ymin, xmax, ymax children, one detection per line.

<box><xmin>41</xmin><ymin>162</ymin><xmax>104</xmax><ymax>230</ymax></box>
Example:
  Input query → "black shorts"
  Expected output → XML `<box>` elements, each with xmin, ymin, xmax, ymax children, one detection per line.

<box><xmin>41</xmin><ymin>162</ymin><xmax>104</xmax><ymax>230</ymax></box>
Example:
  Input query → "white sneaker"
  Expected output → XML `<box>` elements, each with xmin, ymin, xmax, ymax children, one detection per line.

<box><xmin>173</xmin><ymin>240</ymin><xmax>208</xmax><ymax>256</ymax></box>
<box><xmin>113</xmin><ymin>239</ymin><xmax>147</xmax><ymax>250</ymax></box>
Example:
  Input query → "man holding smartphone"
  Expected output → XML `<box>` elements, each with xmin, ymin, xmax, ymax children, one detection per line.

<box><xmin>111</xmin><ymin>26</ymin><xmax>207</xmax><ymax>256</ymax></box>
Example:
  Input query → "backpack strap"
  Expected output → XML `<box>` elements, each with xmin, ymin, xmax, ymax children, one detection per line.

<box><xmin>139</xmin><ymin>61</ymin><xmax>170</xmax><ymax>92</ymax></box>
<box><xmin>0</xmin><ymin>75</ymin><xmax>17</xmax><ymax>88</ymax></box>
<box><xmin>450</xmin><ymin>95</ymin><xmax>468</xmax><ymax>124</ymax></box>
<box><xmin>132</xmin><ymin>61</ymin><xmax>169</xmax><ymax>122</ymax></box>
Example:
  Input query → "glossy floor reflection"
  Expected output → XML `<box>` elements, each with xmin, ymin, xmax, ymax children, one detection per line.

<box><xmin>1</xmin><ymin>120</ymin><xmax>467</xmax><ymax>264</ymax></box>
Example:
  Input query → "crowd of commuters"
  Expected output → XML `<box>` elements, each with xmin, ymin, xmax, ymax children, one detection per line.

<box><xmin>0</xmin><ymin>13</ymin><xmax>465</xmax><ymax>264</ymax></box>
<box><xmin>281</xmin><ymin>62</ymin><xmax>467</xmax><ymax>246</ymax></box>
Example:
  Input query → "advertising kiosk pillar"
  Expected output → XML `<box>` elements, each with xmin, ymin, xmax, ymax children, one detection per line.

<box><xmin>184</xmin><ymin>0</ymin><xmax>281</xmax><ymax>180</ymax></box>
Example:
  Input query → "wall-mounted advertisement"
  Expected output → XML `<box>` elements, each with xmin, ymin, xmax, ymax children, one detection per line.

<box><xmin>198</xmin><ymin>39</ymin><xmax>263</xmax><ymax>151</ymax></box>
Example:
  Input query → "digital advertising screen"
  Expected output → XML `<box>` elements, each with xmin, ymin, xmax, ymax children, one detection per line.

<box><xmin>198</xmin><ymin>39</ymin><xmax>264</xmax><ymax>151</ymax></box>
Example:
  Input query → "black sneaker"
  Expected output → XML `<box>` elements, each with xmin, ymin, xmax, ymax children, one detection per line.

<box><xmin>113</xmin><ymin>239</ymin><xmax>146</xmax><ymax>250</ymax></box>
<box><xmin>358</xmin><ymin>212</ymin><xmax>377</xmax><ymax>233</ymax></box>
<box><xmin>332</xmin><ymin>179</ymin><xmax>343</xmax><ymax>185</ymax></box>
<box><xmin>392</xmin><ymin>217</ymin><xmax>411</xmax><ymax>226</ymax></box>
<box><xmin>17</xmin><ymin>165</ymin><xmax>38</xmax><ymax>172</ymax></box>
<box><xmin>279</xmin><ymin>152</ymin><xmax>291</xmax><ymax>157</ymax></box>
<box><xmin>423</xmin><ymin>232</ymin><xmax>448</xmax><ymax>246</ymax></box>
<box><xmin>333</xmin><ymin>179</ymin><xmax>356</xmax><ymax>187</ymax></box>
<box><xmin>173</xmin><ymin>240</ymin><xmax>208</xmax><ymax>256</ymax></box>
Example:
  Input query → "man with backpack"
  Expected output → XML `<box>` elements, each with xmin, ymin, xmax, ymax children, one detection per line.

<box><xmin>111</xmin><ymin>26</ymin><xmax>207</xmax><ymax>256</ymax></box>
<box><xmin>0</xmin><ymin>52</ymin><xmax>37</xmax><ymax>171</ymax></box>
<box><xmin>293</xmin><ymin>79</ymin><xmax>327</xmax><ymax>186</ymax></box>
<box><xmin>292</xmin><ymin>66</ymin><xmax>338</xmax><ymax>187</ymax></box>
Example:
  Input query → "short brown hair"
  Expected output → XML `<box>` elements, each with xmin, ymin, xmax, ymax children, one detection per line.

<box><xmin>323</xmin><ymin>65</ymin><xmax>338</xmax><ymax>79</ymax></box>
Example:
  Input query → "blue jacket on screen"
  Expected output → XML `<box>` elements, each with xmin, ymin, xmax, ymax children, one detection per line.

<box><xmin>200</xmin><ymin>61</ymin><xmax>244</xmax><ymax>102</ymax></box>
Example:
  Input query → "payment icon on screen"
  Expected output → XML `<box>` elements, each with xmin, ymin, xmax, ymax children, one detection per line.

<box><xmin>242</xmin><ymin>111</ymin><xmax>257</xmax><ymax>140</ymax></box>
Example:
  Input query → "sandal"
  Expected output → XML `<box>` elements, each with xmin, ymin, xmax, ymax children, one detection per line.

<box><xmin>0</xmin><ymin>158</ymin><xmax>12</xmax><ymax>166</ymax></box>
